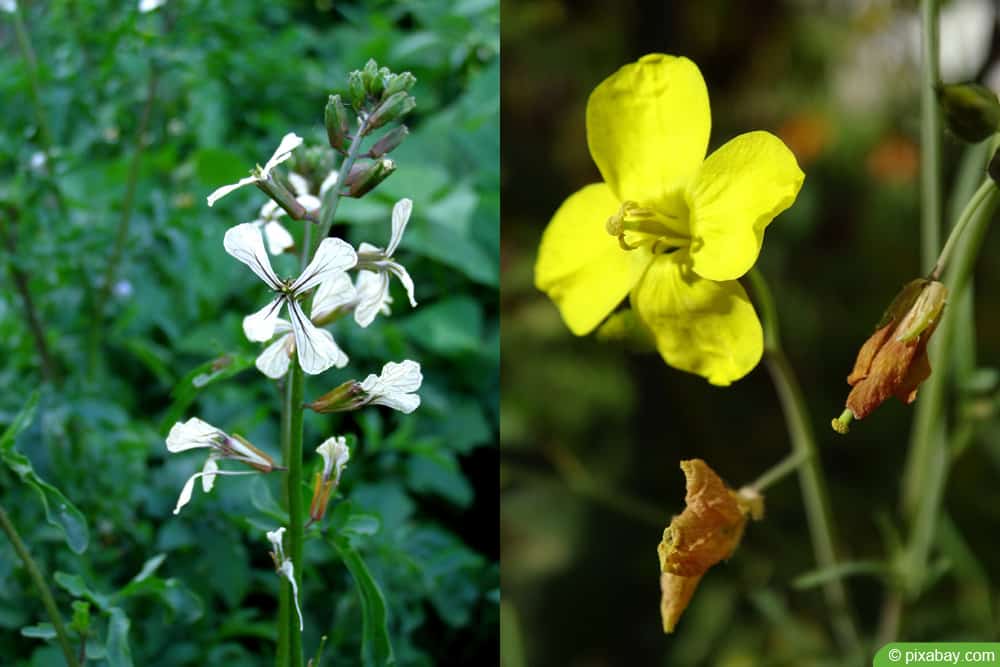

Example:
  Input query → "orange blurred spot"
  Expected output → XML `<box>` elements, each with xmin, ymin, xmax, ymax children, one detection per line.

<box><xmin>777</xmin><ymin>112</ymin><xmax>831</xmax><ymax>166</ymax></box>
<box><xmin>866</xmin><ymin>134</ymin><xmax>919</xmax><ymax>185</ymax></box>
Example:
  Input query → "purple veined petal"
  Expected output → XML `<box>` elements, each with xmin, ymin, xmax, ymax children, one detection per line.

<box><xmin>261</xmin><ymin>133</ymin><xmax>303</xmax><ymax>178</ymax></box>
<box><xmin>207</xmin><ymin>175</ymin><xmax>257</xmax><ymax>207</ymax></box>
<box><xmin>354</xmin><ymin>270</ymin><xmax>391</xmax><ymax>328</ymax></box>
<box><xmin>290</xmin><ymin>237</ymin><xmax>357</xmax><ymax>294</ymax></box>
<box><xmin>387</xmin><ymin>198</ymin><xmax>412</xmax><ymax>256</ymax></box>
<box><xmin>386</xmin><ymin>261</ymin><xmax>417</xmax><ymax>308</ymax></box>
<box><xmin>243</xmin><ymin>297</ymin><xmax>285</xmax><ymax>342</ymax></box>
<box><xmin>359</xmin><ymin>360</ymin><xmax>422</xmax><ymax>414</ymax></box>
<box><xmin>311</xmin><ymin>273</ymin><xmax>357</xmax><ymax>321</ymax></box>
<box><xmin>224</xmin><ymin>223</ymin><xmax>283</xmax><ymax>289</ymax></box>
<box><xmin>166</xmin><ymin>417</ymin><xmax>224</xmax><ymax>453</ymax></box>
<box><xmin>287</xmin><ymin>300</ymin><xmax>347</xmax><ymax>374</ymax></box>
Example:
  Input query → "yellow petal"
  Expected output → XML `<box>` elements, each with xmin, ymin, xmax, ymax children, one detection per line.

<box><xmin>587</xmin><ymin>54</ymin><xmax>710</xmax><ymax>210</ymax></box>
<box><xmin>535</xmin><ymin>183</ymin><xmax>651</xmax><ymax>335</ymax></box>
<box><xmin>686</xmin><ymin>131</ymin><xmax>804</xmax><ymax>281</ymax></box>
<box><xmin>632</xmin><ymin>254</ymin><xmax>763</xmax><ymax>385</ymax></box>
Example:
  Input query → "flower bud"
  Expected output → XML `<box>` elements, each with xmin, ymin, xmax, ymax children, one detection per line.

<box><xmin>347</xmin><ymin>71</ymin><xmax>366</xmax><ymax>108</ymax></box>
<box><xmin>365</xmin><ymin>92</ymin><xmax>416</xmax><ymax>132</ymax></box>
<box><xmin>368</xmin><ymin>125</ymin><xmax>409</xmax><ymax>158</ymax></box>
<box><xmin>343</xmin><ymin>158</ymin><xmax>396</xmax><ymax>198</ymax></box>
<box><xmin>305</xmin><ymin>379</ymin><xmax>365</xmax><ymax>413</ymax></box>
<box><xmin>383</xmin><ymin>71</ymin><xmax>417</xmax><ymax>98</ymax></box>
<box><xmin>324</xmin><ymin>94</ymin><xmax>350</xmax><ymax>151</ymax></box>
<box><xmin>361</xmin><ymin>59</ymin><xmax>380</xmax><ymax>93</ymax></box>
<box><xmin>937</xmin><ymin>83</ymin><xmax>1000</xmax><ymax>143</ymax></box>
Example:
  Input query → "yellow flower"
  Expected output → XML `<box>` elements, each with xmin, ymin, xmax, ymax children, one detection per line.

<box><xmin>535</xmin><ymin>54</ymin><xmax>804</xmax><ymax>385</ymax></box>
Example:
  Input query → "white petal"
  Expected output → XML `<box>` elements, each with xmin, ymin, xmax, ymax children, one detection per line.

<box><xmin>353</xmin><ymin>270</ymin><xmax>390</xmax><ymax>328</ymax></box>
<box><xmin>311</xmin><ymin>273</ymin><xmax>357</xmax><ymax>321</ymax></box>
<box><xmin>260</xmin><ymin>199</ymin><xmax>283</xmax><ymax>220</ymax></box>
<box><xmin>263</xmin><ymin>221</ymin><xmax>295</xmax><ymax>255</ymax></box>
<box><xmin>266</xmin><ymin>526</ymin><xmax>286</xmax><ymax>551</ymax></box>
<box><xmin>280</xmin><ymin>561</ymin><xmax>304</xmax><ymax>631</ymax></box>
<box><xmin>319</xmin><ymin>171</ymin><xmax>339</xmax><ymax>197</ymax></box>
<box><xmin>172</xmin><ymin>472</ymin><xmax>199</xmax><ymax>515</ymax></box>
<box><xmin>387</xmin><ymin>198</ymin><xmax>412</xmax><ymax>256</ymax></box>
<box><xmin>370</xmin><ymin>392</ymin><xmax>421</xmax><ymax>414</ymax></box>
<box><xmin>224</xmin><ymin>223</ymin><xmax>282</xmax><ymax>289</ymax></box>
<box><xmin>316</xmin><ymin>436</ymin><xmax>349</xmax><ymax>481</ymax></box>
<box><xmin>207</xmin><ymin>175</ymin><xmax>257</xmax><ymax>207</ymax></box>
<box><xmin>138</xmin><ymin>0</ymin><xmax>166</xmax><ymax>12</ymax></box>
<box><xmin>1</xmin><ymin>0</ymin><xmax>17</xmax><ymax>14</ymax></box>
<box><xmin>290</xmin><ymin>237</ymin><xmax>357</xmax><ymax>294</ymax></box>
<box><xmin>256</xmin><ymin>333</ymin><xmax>293</xmax><ymax>379</ymax></box>
<box><xmin>387</xmin><ymin>261</ymin><xmax>417</xmax><ymax>308</ymax></box>
<box><xmin>288</xmin><ymin>301</ymin><xmax>347</xmax><ymax>374</ymax></box>
<box><xmin>287</xmin><ymin>172</ymin><xmax>310</xmax><ymax>197</ymax></box>
<box><xmin>243</xmin><ymin>297</ymin><xmax>284</xmax><ymax>342</ymax></box>
<box><xmin>296</xmin><ymin>194</ymin><xmax>321</xmax><ymax>211</ymax></box>
<box><xmin>166</xmin><ymin>417</ymin><xmax>223</xmax><ymax>453</ymax></box>
<box><xmin>201</xmin><ymin>456</ymin><xmax>219</xmax><ymax>492</ymax></box>
<box><xmin>274</xmin><ymin>318</ymin><xmax>293</xmax><ymax>335</ymax></box>
<box><xmin>359</xmin><ymin>360</ymin><xmax>422</xmax><ymax>414</ymax></box>
<box><xmin>261</xmin><ymin>133</ymin><xmax>303</xmax><ymax>177</ymax></box>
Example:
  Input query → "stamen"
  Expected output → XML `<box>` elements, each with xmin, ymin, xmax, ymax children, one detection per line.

<box><xmin>606</xmin><ymin>201</ymin><xmax>689</xmax><ymax>252</ymax></box>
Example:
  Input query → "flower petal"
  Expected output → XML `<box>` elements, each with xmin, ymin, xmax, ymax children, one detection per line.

<box><xmin>632</xmin><ymin>253</ymin><xmax>763</xmax><ymax>386</ymax></box>
<box><xmin>261</xmin><ymin>133</ymin><xmax>303</xmax><ymax>177</ymax></box>
<box><xmin>243</xmin><ymin>297</ymin><xmax>284</xmax><ymax>342</ymax></box>
<box><xmin>387</xmin><ymin>198</ymin><xmax>412</xmax><ymax>256</ymax></box>
<box><xmin>291</xmin><ymin>237</ymin><xmax>357</xmax><ymax>294</ymax></box>
<box><xmin>359</xmin><ymin>360</ymin><xmax>422</xmax><ymax>413</ymax></box>
<box><xmin>319</xmin><ymin>171</ymin><xmax>339</xmax><ymax>197</ymax></box>
<box><xmin>201</xmin><ymin>456</ymin><xmax>219</xmax><ymax>492</ymax></box>
<box><xmin>166</xmin><ymin>417</ymin><xmax>222</xmax><ymax>453</ymax></box>
<box><xmin>686</xmin><ymin>131</ymin><xmax>804</xmax><ymax>281</ymax></box>
<box><xmin>387</xmin><ymin>262</ymin><xmax>417</xmax><ymax>308</ymax></box>
<box><xmin>296</xmin><ymin>194</ymin><xmax>321</xmax><ymax>211</ymax></box>
<box><xmin>263</xmin><ymin>221</ymin><xmax>295</xmax><ymax>255</ymax></box>
<box><xmin>288</xmin><ymin>300</ymin><xmax>348</xmax><ymax>374</ymax></box>
<box><xmin>534</xmin><ymin>183</ymin><xmax>651</xmax><ymax>335</ymax></box>
<box><xmin>172</xmin><ymin>472</ymin><xmax>199</xmax><ymax>515</ymax></box>
<box><xmin>207</xmin><ymin>175</ymin><xmax>257</xmax><ymax>207</ymax></box>
<box><xmin>256</xmin><ymin>333</ymin><xmax>293</xmax><ymax>379</ymax></box>
<box><xmin>224</xmin><ymin>223</ymin><xmax>282</xmax><ymax>289</ymax></box>
<box><xmin>354</xmin><ymin>270</ymin><xmax>391</xmax><ymax>328</ymax></box>
<box><xmin>311</xmin><ymin>273</ymin><xmax>357</xmax><ymax>321</ymax></box>
<box><xmin>587</xmin><ymin>54</ymin><xmax>710</xmax><ymax>207</ymax></box>
<box><xmin>287</xmin><ymin>171</ymin><xmax>310</xmax><ymax>197</ymax></box>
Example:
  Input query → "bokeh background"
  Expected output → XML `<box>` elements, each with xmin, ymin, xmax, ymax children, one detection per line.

<box><xmin>501</xmin><ymin>0</ymin><xmax>1000</xmax><ymax>665</ymax></box>
<box><xmin>0</xmin><ymin>1</ymin><xmax>497</xmax><ymax>665</ymax></box>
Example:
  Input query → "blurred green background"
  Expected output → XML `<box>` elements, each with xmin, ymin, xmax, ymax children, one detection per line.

<box><xmin>1</xmin><ymin>1</ymin><xmax>497</xmax><ymax>665</ymax></box>
<box><xmin>501</xmin><ymin>0</ymin><xmax>1000</xmax><ymax>665</ymax></box>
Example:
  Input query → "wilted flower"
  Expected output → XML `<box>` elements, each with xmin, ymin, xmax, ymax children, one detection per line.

<box><xmin>306</xmin><ymin>360</ymin><xmax>422</xmax><ymax>414</ymax></box>
<box><xmin>165</xmin><ymin>418</ymin><xmax>278</xmax><ymax>515</ymax></box>
<box><xmin>224</xmin><ymin>223</ymin><xmax>356</xmax><ymax>375</ymax></box>
<box><xmin>207</xmin><ymin>133</ymin><xmax>303</xmax><ymax>206</ymax></box>
<box><xmin>309</xmin><ymin>436</ymin><xmax>350</xmax><ymax>522</ymax></box>
<box><xmin>833</xmin><ymin>279</ymin><xmax>948</xmax><ymax>432</ymax></box>
<box><xmin>535</xmin><ymin>54</ymin><xmax>803</xmax><ymax>385</ymax></box>
<box><xmin>658</xmin><ymin>459</ymin><xmax>760</xmax><ymax>633</ymax></box>
<box><xmin>354</xmin><ymin>199</ymin><xmax>417</xmax><ymax>327</ymax></box>
<box><xmin>266</xmin><ymin>527</ymin><xmax>303</xmax><ymax>631</ymax></box>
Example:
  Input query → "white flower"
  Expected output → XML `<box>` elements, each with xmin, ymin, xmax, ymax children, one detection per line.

<box><xmin>266</xmin><ymin>527</ymin><xmax>303</xmax><ymax>631</ymax></box>
<box><xmin>166</xmin><ymin>418</ymin><xmax>275</xmax><ymax>515</ymax></box>
<box><xmin>138</xmin><ymin>0</ymin><xmax>166</xmax><ymax>12</ymax></box>
<box><xmin>316</xmin><ymin>436</ymin><xmax>350</xmax><ymax>485</ymax></box>
<box><xmin>359</xmin><ymin>360</ymin><xmax>422</xmax><ymax>413</ymax></box>
<box><xmin>1</xmin><ymin>0</ymin><xmax>17</xmax><ymax>13</ymax></box>
<box><xmin>249</xmin><ymin>201</ymin><xmax>296</xmax><ymax>255</ymax></box>
<box><xmin>207</xmin><ymin>133</ymin><xmax>303</xmax><ymax>207</ymax></box>
<box><xmin>225</xmin><ymin>223</ymin><xmax>356</xmax><ymax>375</ymax></box>
<box><xmin>354</xmin><ymin>198</ymin><xmax>417</xmax><ymax>327</ymax></box>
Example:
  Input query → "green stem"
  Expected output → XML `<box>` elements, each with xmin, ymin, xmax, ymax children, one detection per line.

<box><xmin>313</xmin><ymin>119</ymin><xmax>370</xmax><ymax>255</ymax></box>
<box><xmin>277</xmin><ymin>374</ymin><xmax>292</xmax><ymax>667</ymax></box>
<box><xmin>748</xmin><ymin>268</ymin><xmax>862</xmax><ymax>657</ymax></box>
<box><xmin>0</xmin><ymin>505</ymin><xmax>79</xmax><ymax>667</ymax></box>
<box><xmin>899</xmin><ymin>180</ymin><xmax>1000</xmax><ymax>598</ymax></box>
<box><xmin>928</xmin><ymin>180</ymin><xmax>994</xmax><ymax>281</ymax></box>
<box><xmin>748</xmin><ymin>451</ymin><xmax>809</xmax><ymax>493</ymax></box>
<box><xmin>12</xmin><ymin>5</ymin><xmax>56</xmax><ymax>153</ymax></box>
<box><xmin>286</xmin><ymin>365</ymin><xmax>305</xmax><ymax>667</ymax></box>
<box><xmin>920</xmin><ymin>0</ymin><xmax>942</xmax><ymax>272</ymax></box>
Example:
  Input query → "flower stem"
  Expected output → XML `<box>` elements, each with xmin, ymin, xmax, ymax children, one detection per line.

<box><xmin>311</xmin><ymin>119</ymin><xmax>370</xmax><ymax>259</ymax></box>
<box><xmin>748</xmin><ymin>268</ymin><xmax>862</xmax><ymax>657</ymax></box>
<box><xmin>920</xmin><ymin>0</ymin><xmax>942</xmax><ymax>272</ymax></box>
<box><xmin>12</xmin><ymin>5</ymin><xmax>55</xmax><ymax>154</ymax></box>
<box><xmin>928</xmin><ymin>179</ymin><xmax>995</xmax><ymax>281</ymax></box>
<box><xmin>0</xmin><ymin>505</ymin><xmax>80</xmax><ymax>667</ymax></box>
<box><xmin>748</xmin><ymin>451</ymin><xmax>809</xmax><ymax>493</ymax></box>
<box><xmin>285</xmin><ymin>364</ymin><xmax>305</xmax><ymax>667</ymax></box>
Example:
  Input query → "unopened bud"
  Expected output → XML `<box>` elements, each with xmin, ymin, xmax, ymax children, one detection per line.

<box><xmin>308</xmin><ymin>471</ymin><xmax>335</xmax><ymax>522</ymax></box>
<box><xmin>324</xmin><ymin>94</ymin><xmax>350</xmax><ymax>151</ymax></box>
<box><xmin>365</xmin><ymin>92</ymin><xmax>415</xmax><ymax>132</ymax></box>
<box><xmin>344</xmin><ymin>158</ymin><xmax>396</xmax><ymax>198</ymax></box>
<box><xmin>368</xmin><ymin>125</ymin><xmax>409</xmax><ymax>158</ymax></box>
<box><xmin>361</xmin><ymin>59</ymin><xmax>379</xmax><ymax>92</ymax></box>
<box><xmin>306</xmin><ymin>379</ymin><xmax>365</xmax><ymax>413</ymax></box>
<box><xmin>937</xmin><ymin>83</ymin><xmax>1000</xmax><ymax>143</ymax></box>
<box><xmin>383</xmin><ymin>71</ymin><xmax>417</xmax><ymax>98</ymax></box>
<box><xmin>347</xmin><ymin>71</ymin><xmax>366</xmax><ymax>108</ymax></box>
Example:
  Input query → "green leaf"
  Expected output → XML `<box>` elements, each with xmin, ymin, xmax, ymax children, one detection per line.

<box><xmin>0</xmin><ymin>394</ymin><xmax>89</xmax><ymax>554</ymax></box>
<box><xmin>105</xmin><ymin>607</ymin><xmax>133</xmax><ymax>667</ymax></box>
<box><xmin>159</xmin><ymin>353</ymin><xmax>256</xmax><ymax>432</ymax></box>
<box><xmin>331</xmin><ymin>536</ymin><xmax>395</xmax><ymax>667</ymax></box>
<box><xmin>20</xmin><ymin>623</ymin><xmax>56</xmax><ymax>639</ymax></box>
<box><xmin>401</xmin><ymin>297</ymin><xmax>483</xmax><ymax>357</ymax></box>
<box><xmin>792</xmin><ymin>560</ymin><xmax>888</xmax><ymax>589</ymax></box>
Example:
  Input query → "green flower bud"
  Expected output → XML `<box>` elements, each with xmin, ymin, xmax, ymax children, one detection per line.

<box><xmin>344</xmin><ymin>158</ymin><xmax>396</xmax><ymax>198</ymax></box>
<box><xmin>937</xmin><ymin>83</ymin><xmax>1000</xmax><ymax>143</ymax></box>
<box><xmin>368</xmin><ymin>125</ymin><xmax>409</xmax><ymax>158</ymax></box>
<box><xmin>347</xmin><ymin>71</ymin><xmax>366</xmax><ymax>108</ymax></box>
<box><xmin>383</xmin><ymin>71</ymin><xmax>417</xmax><ymax>98</ymax></box>
<box><xmin>324</xmin><ymin>94</ymin><xmax>350</xmax><ymax>150</ymax></box>
<box><xmin>365</xmin><ymin>91</ymin><xmax>415</xmax><ymax>132</ymax></box>
<box><xmin>306</xmin><ymin>379</ymin><xmax>365</xmax><ymax>413</ymax></box>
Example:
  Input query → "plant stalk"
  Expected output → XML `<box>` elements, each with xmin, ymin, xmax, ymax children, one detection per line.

<box><xmin>920</xmin><ymin>0</ymin><xmax>942</xmax><ymax>272</ymax></box>
<box><xmin>286</xmin><ymin>364</ymin><xmax>305</xmax><ymax>667</ymax></box>
<box><xmin>312</xmin><ymin>119</ymin><xmax>370</xmax><ymax>257</ymax></box>
<box><xmin>0</xmin><ymin>505</ymin><xmax>80</xmax><ymax>667</ymax></box>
